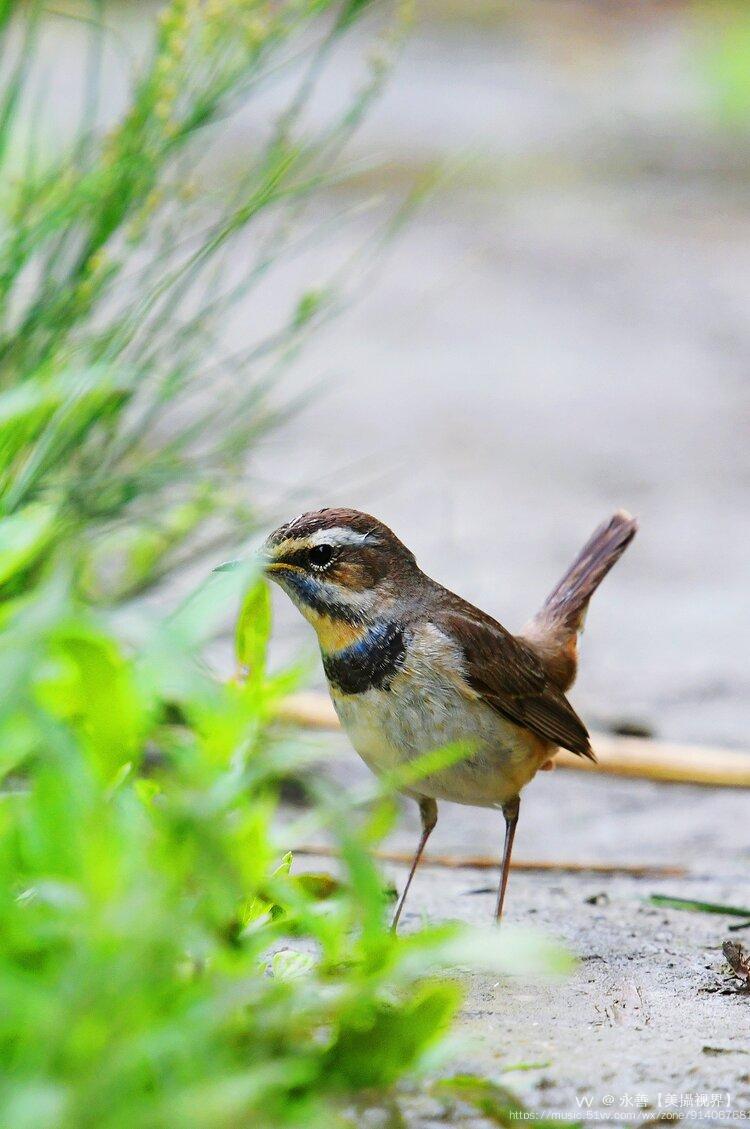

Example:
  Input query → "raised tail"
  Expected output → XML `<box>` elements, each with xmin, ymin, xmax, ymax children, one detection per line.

<box><xmin>537</xmin><ymin>509</ymin><xmax>638</xmax><ymax>634</ymax></box>
<box><xmin>521</xmin><ymin>510</ymin><xmax>638</xmax><ymax>691</ymax></box>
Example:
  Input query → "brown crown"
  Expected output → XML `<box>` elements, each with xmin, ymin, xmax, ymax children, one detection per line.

<box><xmin>268</xmin><ymin>508</ymin><xmax>416</xmax><ymax>563</ymax></box>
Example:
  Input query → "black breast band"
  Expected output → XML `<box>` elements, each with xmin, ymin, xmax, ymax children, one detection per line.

<box><xmin>323</xmin><ymin>622</ymin><xmax>406</xmax><ymax>695</ymax></box>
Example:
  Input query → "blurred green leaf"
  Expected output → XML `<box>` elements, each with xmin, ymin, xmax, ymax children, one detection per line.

<box><xmin>236</xmin><ymin>577</ymin><xmax>272</xmax><ymax>676</ymax></box>
<box><xmin>0</xmin><ymin>503</ymin><xmax>57</xmax><ymax>589</ymax></box>
<box><xmin>241</xmin><ymin>850</ymin><xmax>294</xmax><ymax>927</ymax></box>
<box><xmin>324</xmin><ymin>982</ymin><xmax>461</xmax><ymax>1090</ymax></box>
<box><xmin>703</xmin><ymin>17</ymin><xmax>750</xmax><ymax>126</ymax></box>
<box><xmin>293</xmin><ymin>871</ymin><xmax>343</xmax><ymax>900</ymax></box>
<box><xmin>36</xmin><ymin>623</ymin><xmax>145</xmax><ymax>779</ymax></box>
<box><xmin>168</xmin><ymin>559</ymin><xmax>259</xmax><ymax>651</ymax></box>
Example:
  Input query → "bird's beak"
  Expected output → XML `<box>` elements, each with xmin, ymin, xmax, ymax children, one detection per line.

<box><xmin>258</xmin><ymin>537</ymin><xmax>304</xmax><ymax>577</ymax></box>
<box><xmin>264</xmin><ymin>558</ymin><xmax>303</xmax><ymax>576</ymax></box>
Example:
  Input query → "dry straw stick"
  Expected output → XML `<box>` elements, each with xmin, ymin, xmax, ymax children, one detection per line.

<box><xmin>292</xmin><ymin>846</ymin><xmax>686</xmax><ymax>878</ymax></box>
<box><xmin>275</xmin><ymin>692</ymin><xmax>750</xmax><ymax>789</ymax></box>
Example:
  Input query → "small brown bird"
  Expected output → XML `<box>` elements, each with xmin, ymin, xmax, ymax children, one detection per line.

<box><xmin>263</xmin><ymin>508</ymin><xmax>637</xmax><ymax>927</ymax></box>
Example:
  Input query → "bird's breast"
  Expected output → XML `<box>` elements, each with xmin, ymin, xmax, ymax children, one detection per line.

<box><xmin>325</xmin><ymin>620</ymin><xmax>549</xmax><ymax>806</ymax></box>
<box><xmin>321</xmin><ymin>620</ymin><xmax>406</xmax><ymax>696</ymax></box>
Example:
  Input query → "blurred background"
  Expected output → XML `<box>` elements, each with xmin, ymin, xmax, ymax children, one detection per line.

<box><xmin>256</xmin><ymin>0</ymin><xmax>750</xmax><ymax>748</ymax></box>
<box><xmin>19</xmin><ymin>0</ymin><xmax>750</xmax><ymax>748</ymax></box>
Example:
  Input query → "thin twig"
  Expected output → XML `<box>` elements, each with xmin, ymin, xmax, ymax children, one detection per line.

<box><xmin>291</xmin><ymin>845</ymin><xmax>687</xmax><ymax>878</ymax></box>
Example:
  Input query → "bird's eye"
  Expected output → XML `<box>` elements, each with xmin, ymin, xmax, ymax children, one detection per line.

<box><xmin>307</xmin><ymin>544</ymin><xmax>333</xmax><ymax>570</ymax></box>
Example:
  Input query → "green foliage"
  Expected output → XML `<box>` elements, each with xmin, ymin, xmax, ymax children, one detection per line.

<box><xmin>0</xmin><ymin>0</ymin><xmax>404</xmax><ymax>605</ymax></box>
<box><xmin>0</xmin><ymin>567</ymin><xmax>569</xmax><ymax>1128</ymax></box>
<box><xmin>699</xmin><ymin>9</ymin><xmax>750</xmax><ymax>127</ymax></box>
<box><xmin>0</xmin><ymin>4</ymin><xmax>574</xmax><ymax>1124</ymax></box>
<box><xmin>235</xmin><ymin>577</ymin><xmax>271</xmax><ymax>676</ymax></box>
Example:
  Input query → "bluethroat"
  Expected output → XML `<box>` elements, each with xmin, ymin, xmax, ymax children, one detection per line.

<box><xmin>263</xmin><ymin>508</ymin><xmax>637</xmax><ymax>927</ymax></box>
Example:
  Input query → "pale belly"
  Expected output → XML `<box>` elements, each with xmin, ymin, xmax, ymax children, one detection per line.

<box><xmin>330</xmin><ymin>673</ymin><xmax>551</xmax><ymax>808</ymax></box>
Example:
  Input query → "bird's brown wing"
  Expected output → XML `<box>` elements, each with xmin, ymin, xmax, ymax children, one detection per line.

<box><xmin>436</xmin><ymin>602</ymin><xmax>595</xmax><ymax>761</ymax></box>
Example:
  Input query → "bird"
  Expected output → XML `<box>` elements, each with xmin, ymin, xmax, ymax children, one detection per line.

<box><xmin>262</xmin><ymin>507</ymin><xmax>637</xmax><ymax>928</ymax></box>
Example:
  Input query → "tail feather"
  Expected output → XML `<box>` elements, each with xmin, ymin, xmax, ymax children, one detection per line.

<box><xmin>522</xmin><ymin>510</ymin><xmax>637</xmax><ymax>691</ymax></box>
<box><xmin>540</xmin><ymin>509</ymin><xmax>638</xmax><ymax>634</ymax></box>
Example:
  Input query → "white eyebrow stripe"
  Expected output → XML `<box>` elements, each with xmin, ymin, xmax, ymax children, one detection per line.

<box><xmin>270</xmin><ymin>528</ymin><xmax>379</xmax><ymax>559</ymax></box>
<box><xmin>309</xmin><ymin>527</ymin><xmax>377</xmax><ymax>548</ymax></box>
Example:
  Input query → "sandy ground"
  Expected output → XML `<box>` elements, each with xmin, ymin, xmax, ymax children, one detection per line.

<box><xmin>289</xmin><ymin>741</ymin><xmax>750</xmax><ymax>1122</ymax></box>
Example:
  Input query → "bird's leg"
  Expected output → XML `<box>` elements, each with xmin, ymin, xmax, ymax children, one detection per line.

<box><xmin>495</xmin><ymin>795</ymin><xmax>520</xmax><ymax>923</ymax></box>
<box><xmin>390</xmin><ymin>796</ymin><xmax>438</xmax><ymax>932</ymax></box>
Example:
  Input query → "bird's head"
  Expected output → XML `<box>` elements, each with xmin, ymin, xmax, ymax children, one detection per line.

<box><xmin>262</xmin><ymin>508</ymin><xmax>419</xmax><ymax>639</ymax></box>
